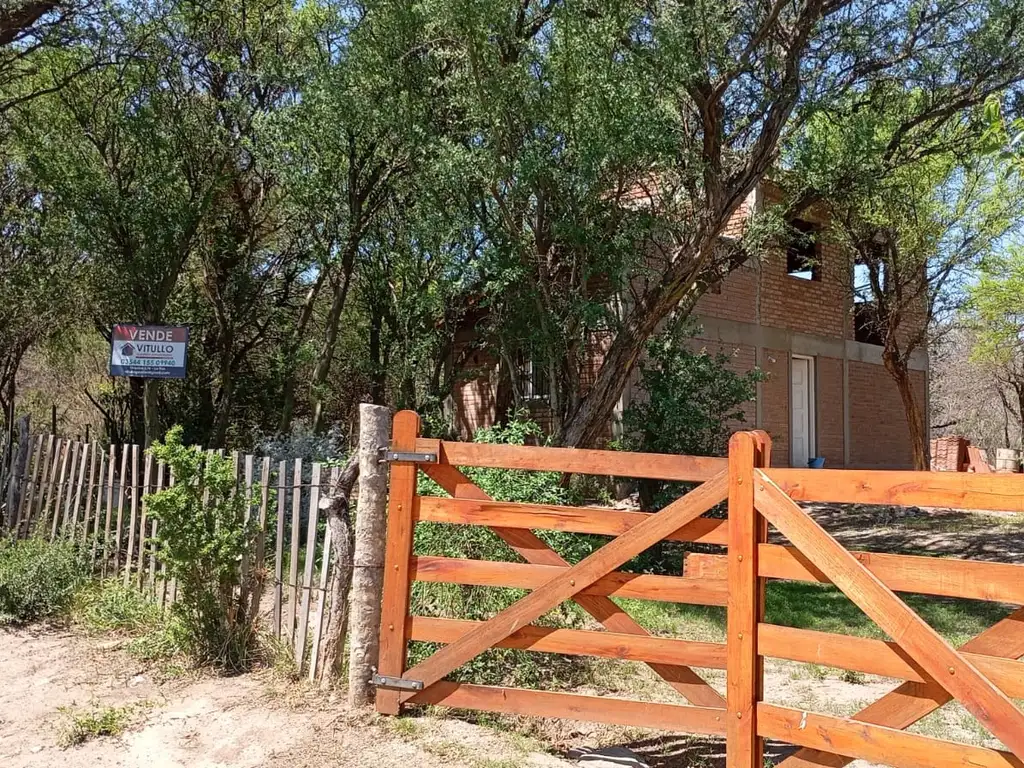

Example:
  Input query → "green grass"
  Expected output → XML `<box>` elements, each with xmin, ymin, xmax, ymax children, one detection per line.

<box><xmin>616</xmin><ymin>581</ymin><xmax>1009</xmax><ymax>644</ymax></box>
<box><xmin>57</xmin><ymin>703</ymin><xmax>140</xmax><ymax>747</ymax></box>
<box><xmin>74</xmin><ymin>580</ymin><xmax>164</xmax><ymax>635</ymax></box>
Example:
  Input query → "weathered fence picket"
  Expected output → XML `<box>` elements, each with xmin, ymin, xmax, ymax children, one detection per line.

<box><xmin>3</xmin><ymin>433</ymin><xmax>344</xmax><ymax>680</ymax></box>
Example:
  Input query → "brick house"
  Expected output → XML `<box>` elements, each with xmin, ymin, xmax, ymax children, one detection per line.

<box><xmin>452</xmin><ymin>181</ymin><xmax>928</xmax><ymax>469</ymax></box>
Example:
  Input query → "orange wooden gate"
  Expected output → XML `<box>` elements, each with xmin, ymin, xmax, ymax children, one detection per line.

<box><xmin>375</xmin><ymin>411</ymin><xmax>1024</xmax><ymax>768</ymax></box>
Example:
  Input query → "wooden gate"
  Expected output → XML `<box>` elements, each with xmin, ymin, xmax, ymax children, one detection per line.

<box><xmin>376</xmin><ymin>411</ymin><xmax>1024</xmax><ymax>768</ymax></box>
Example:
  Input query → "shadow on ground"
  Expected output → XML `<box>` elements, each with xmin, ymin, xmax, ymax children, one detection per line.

<box><xmin>609</xmin><ymin>735</ymin><xmax>797</xmax><ymax>768</ymax></box>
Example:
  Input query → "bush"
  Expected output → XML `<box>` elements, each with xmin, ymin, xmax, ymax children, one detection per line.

<box><xmin>146</xmin><ymin>426</ymin><xmax>260</xmax><ymax>670</ymax></box>
<box><xmin>0</xmin><ymin>536</ymin><xmax>87</xmax><ymax>625</ymax></box>
<box><xmin>619</xmin><ymin>319</ymin><xmax>764</xmax><ymax>511</ymax></box>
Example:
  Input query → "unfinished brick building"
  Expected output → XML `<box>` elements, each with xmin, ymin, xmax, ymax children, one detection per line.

<box><xmin>452</xmin><ymin>181</ymin><xmax>927</xmax><ymax>469</ymax></box>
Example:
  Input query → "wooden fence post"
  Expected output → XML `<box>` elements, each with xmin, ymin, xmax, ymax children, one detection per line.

<box><xmin>727</xmin><ymin>431</ymin><xmax>764</xmax><ymax>768</ymax></box>
<box><xmin>348</xmin><ymin>403</ymin><xmax>391</xmax><ymax>707</ymax></box>
<box><xmin>376</xmin><ymin>410</ymin><xmax>421</xmax><ymax>715</ymax></box>
<box><xmin>5</xmin><ymin>415</ymin><xmax>29</xmax><ymax>533</ymax></box>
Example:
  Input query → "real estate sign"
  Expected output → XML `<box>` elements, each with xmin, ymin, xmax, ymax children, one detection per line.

<box><xmin>109</xmin><ymin>324</ymin><xmax>189</xmax><ymax>379</ymax></box>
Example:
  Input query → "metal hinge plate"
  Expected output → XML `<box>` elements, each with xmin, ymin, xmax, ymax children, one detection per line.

<box><xmin>379</xmin><ymin>449</ymin><xmax>437</xmax><ymax>464</ymax></box>
<box><xmin>371</xmin><ymin>673</ymin><xmax>424</xmax><ymax>691</ymax></box>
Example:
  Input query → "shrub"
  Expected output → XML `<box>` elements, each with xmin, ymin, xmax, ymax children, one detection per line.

<box><xmin>619</xmin><ymin>319</ymin><xmax>764</xmax><ymax>511</ymax></box>
<box><xmin>146</xmin><ymin>426</ymin><xmax>259</xmax><ymax>670</ymax></box>
<box><xmin>0</xmin><ymin>536</ymin><xmax>87</xmax><ymax>625</ymax></box>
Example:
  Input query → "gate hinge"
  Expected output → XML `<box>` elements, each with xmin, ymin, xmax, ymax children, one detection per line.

<box><xmin>378</xmin><ymin>448</ymin><xmax>438</xmax><ymax>464</ymax></box>
<box><xmin>371</xmin><ymin>673</ymin><xmax>424</xmax><ymax>691</ymax></box>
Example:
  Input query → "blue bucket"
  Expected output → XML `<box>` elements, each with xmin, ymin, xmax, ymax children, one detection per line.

<box><xmin>808</xmin><ymin>457</ymin><xmax>825</xmax><ymax>469</ymax></box>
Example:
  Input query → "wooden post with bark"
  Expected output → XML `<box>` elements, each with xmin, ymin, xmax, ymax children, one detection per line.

<box><xmin>314</xmin><ymin>452</ymin><xmax>359</xmax><ymax>688</ymax></box>
<box><xmin>348</xmin><ymin>403</ymin><xmax>391</xmax><ymax>706</ymax></box>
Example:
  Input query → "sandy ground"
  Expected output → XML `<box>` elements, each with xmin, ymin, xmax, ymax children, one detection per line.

<box><xmin>0</xmin><ymin>623</ymin><xmax>942</xmax><ymax>768</ymax></box>
<box><xmin>0</xmin><ymin>625</ymin><xmax>573</xmax><ymax>768</ymax></box>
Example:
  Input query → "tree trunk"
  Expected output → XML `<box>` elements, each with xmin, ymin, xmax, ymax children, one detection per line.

<box><xmin>278</xmin><ymin>272</ymin><xmax>326</xmax><ymax>434</ymax></box>
<box><xmin>883</xmin><ymin>353</ymin><xmax>928</xmax><ymax>470</ymax></box>
<box><xmin>143</xmin><ymin>379</ymin><xmax>161</xmax><ymax>448</ymax></box>
<box><xmin>315</xmin><ymin>453</ymin><xmax>359</xmax><ymax>688</ymax></box>
<box><xmin>310</xmin><ymin>242</ymin><xmax>359</xmax><ymax>434</ymax></box>
<box><xmin>348</xmin><ymin>403</ymin><xmax>390</xmax><ymax>706</ymax></box>
<box><xmin>4</xmin><ymin>414</ymin><xmax>29</xmax><ymax>532</ymax></box>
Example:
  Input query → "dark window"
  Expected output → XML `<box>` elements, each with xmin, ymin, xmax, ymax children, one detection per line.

<box><xmin>787</xmin><ymin>220</ymin><xmax>821</xmax><ymax>281</ymax></box>
<box><xmin>854</xmin><ymin>303</ymin><xmax>884</xmax><ymax>346</ymax></box>
<box><xmin>519</xmin><ymin>357</ymin><xmax>549</xmax><ymax>401</ymax></box>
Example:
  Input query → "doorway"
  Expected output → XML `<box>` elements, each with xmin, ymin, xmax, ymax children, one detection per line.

<box><xmin>791</xmin><ymin>355</ymin><xmax>816</xmax><ymax>467</ymax></box>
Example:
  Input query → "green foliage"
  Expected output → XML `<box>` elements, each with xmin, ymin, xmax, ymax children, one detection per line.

<box><xmin>967</xmin><ymin>247</ymin><xmax>1024</xmax><ymax>366</ymax></box>
<box><xmin>74</xmin><ymin>580</ymin><xmax>164</xmax><ymax>635</ymax></box>
<box><xmin>621</xmin><ymin>322</ymin><xmax>763</xmax><ymax>458</ymax></box>
<box><xmin>57</xmin><ymin>704</ymin><xmax>138</xmax><ymax>747</ymax></box>
<box><xmin>0</xmin><ymin>536</ymin><xmax>87</xmax><ymax>625</ymax></box>
<box><xmin>619</xmin><ymin>321</ymin><xmax>762</xmax><ymax>511</ymax></box>
<box><xmin>145</xmin><ymin>426</ymin><xmax>259</xmax><ymax>669</ymax></box>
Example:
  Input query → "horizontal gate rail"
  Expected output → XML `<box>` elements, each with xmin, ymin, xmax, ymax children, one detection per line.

<box><xmin>415</xmin><ymin>495</ymin><xmax>728</xmax><ymax>544</ymax></box>
<box><xmin>759</xmin><ymin>704</ymin><xmax>1024</xmax><ymax>768</ymax></box>
<box><xmin>414</xmin><ymin>437</ymin><xmax>727</xmax><ymax>481</ymax></box>
<box><xmin>757</xmin><ymin>623</ymin><xmax>1024</xmax><ymax>697</ymax></box>
<box><xmin>412</xmin><ymin>555</ymin><xmax>729</xmax><ymax>605</ymax></box>
<box><xmin>766</xmin><ymin>467</ymin><xmax>1024</xmax><ymax>511</ymax></box>
<box><xmin>408</xmin><ymin>616</ymin><xmax>727</xmax><ymax>667</ymax></box>
<box><xmin>410</xmin><ymin>682</ymin><xmax>729</xmax><ymax>735</ymax></box>
<box><xmin>688</xmin><ymin>545</ymin><xmax>1024</xmax><ymax>603</ymax></box>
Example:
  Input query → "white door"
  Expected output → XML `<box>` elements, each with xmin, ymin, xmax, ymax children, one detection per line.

<box><xmin>791</xmin><ymin>356</ymin><xmax>816</xmax><ymax>467</ymax></box>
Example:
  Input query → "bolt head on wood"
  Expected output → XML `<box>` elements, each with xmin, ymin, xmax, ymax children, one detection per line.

<box><xmin>949</xmin><ymin>666</ymin><xmax>956</xmax><ymax>675</ymax></box>
<box><xmin>388</xmin><ymin>623</ymin><xmax>394</xmax><ymax>631</ymax></box>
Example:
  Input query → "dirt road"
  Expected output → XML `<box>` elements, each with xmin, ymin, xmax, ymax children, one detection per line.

<box><xmin>0</xmin><ymin>626</ymin><xmax>571</xmax><ymax>768</ymax></box>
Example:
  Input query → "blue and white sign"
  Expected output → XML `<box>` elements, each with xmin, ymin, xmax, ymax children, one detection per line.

<box><xmin>110</xmin><ymin>324</ymin><xmax>189</xmax><ymax>379</ymax></box>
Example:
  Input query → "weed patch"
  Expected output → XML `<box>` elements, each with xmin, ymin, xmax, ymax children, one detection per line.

<box><xmin>0</xmin><ymin>537</ymin><xmax>87</xmax><ymax>625</ymax></box>
<box><xmin>57</xmin><ymin>703</ymin><xmax>142</xmax><ymax>748</ymax></box>
<box><xmin>74</xmin><ymin>580</ymin><xmax>163</xmax><ymax>635</ymax></box>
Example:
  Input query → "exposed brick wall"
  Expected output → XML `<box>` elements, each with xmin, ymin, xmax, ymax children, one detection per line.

<box><xmin>452</xmin><ymin>347</ymin><xmax>499</xmax><ymax>440</ymax></box>
<box><xmin>816</xmin><ymin>356</ymin><xmax>844</xmax><ymax>467</ymax></box>
<box><xmin>760</xmin><ymin>348</ymin><xmax>790</xmax><ymax>465</ymax></box>
<box><xmin>757</xmin><ymin>241</ymin><xmax>849</xmax><ymax>340</ymax></box>
<box><xmin>848</xmin><ymin>361</ymin><xmax>925</xmax><ymax>468</ymax></box>
<box><xmin>694</xmin><ymin>264</ymin><xmax>759</xmax><ymax>324</ymax></box>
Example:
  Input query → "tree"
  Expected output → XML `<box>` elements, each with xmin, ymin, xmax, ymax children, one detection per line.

<box><xmin>931</xmin><ymin>324</ymin><xmax>1021</xmax><ymax>453</ymax></box>
<box><xmin>786</xmin><ymin>90</ymin><xmax>1024</xmax><ymax>469</ymax></box>
<box><xmin>0</xmin><ymin>156</ymin><xmax>79</xmax><ymax>433</ymax></box>
<box><xmin>965</xmin><ymin>247</ymin><xmax>1024</xmax><ymax>448</ymax></box>
<box><xmin>421</xmin><ymin>0</ymin><xmax>1024</xmax><ymax>447</ymax></box>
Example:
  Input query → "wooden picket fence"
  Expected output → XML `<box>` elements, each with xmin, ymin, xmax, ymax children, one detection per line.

<box><xmin>2</xmin><ymin>435</ymin><xmax>340</xmax><ymax>680</ymax></box>
<box><xmin>376</xmin><ymin>410</ymin><xmax>1024</xmax><ymax>768</ymax></box>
